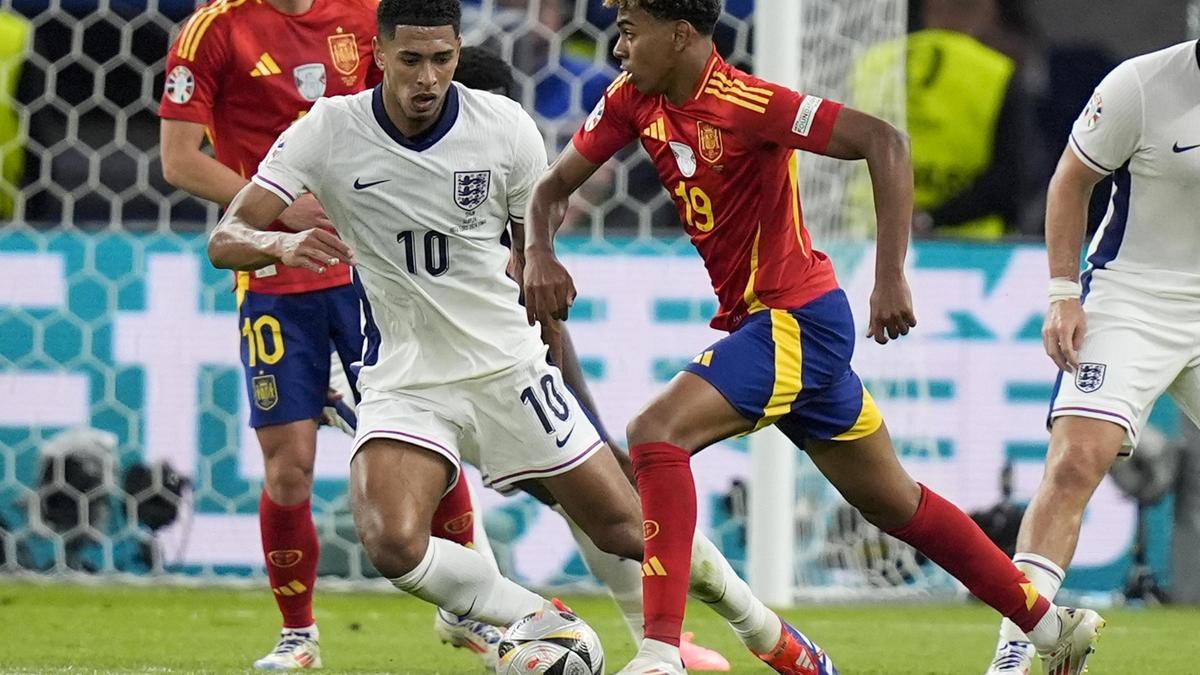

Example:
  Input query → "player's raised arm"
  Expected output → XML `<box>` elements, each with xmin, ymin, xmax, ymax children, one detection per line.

<box><xmin>822</xmin><ymin>108</ymin><xmax>917</xmax><ymax>344</ymax></box>
<box><xmin>522</xmin><ymin>143</ymin><xmax>603</xmax><ymax>326</ymax></box>
<box><xmin>208</xmin><ymin>183</ymin><xmax>353</xmax><ymax>274</ymax></box>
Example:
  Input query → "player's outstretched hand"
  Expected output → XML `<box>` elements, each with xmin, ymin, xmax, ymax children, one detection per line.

<box><xmin>279</xmin><ymin>193</ymin><xmax>334</xmax><ymax>232</ymax></box>
<box><xmin>522</xmin><ymin>246</ymin><xmax>576</xmax><ymax>326</ymax></box>
<box><xmin>867</xmin><ymin>276</ymin><xmax>917</xmax><ymax>344</ymax></box>
<box><xmin>277</xmin><ymin>228</ymin><xmax>356</xmax><ymax>274</ymax></box>
<box><xmin>1043</xmin><ymin>298</ymin><xmax>1086</xmax><ymax>373</ymax></box>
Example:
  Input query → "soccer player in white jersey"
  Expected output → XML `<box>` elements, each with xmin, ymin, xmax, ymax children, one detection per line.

<box><xmin>985</xmin><ymin>39</ymin><xmax>1200</xmax><ymax>675</ymax></box>
<box><xmin>208</xmin><ymin>1</ymin><xmax>810</xmax><ymax>670</ymax></box>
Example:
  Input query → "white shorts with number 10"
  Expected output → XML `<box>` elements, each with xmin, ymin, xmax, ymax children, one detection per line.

<box><xmin>352</xmin><ymin>354</ymin><xmax>604</xmax><ymax>492</ymax></box>
<box><xmin>1049</xmin><ymin>275</ymin><xmax>1200</xmax><ymax>455</ymax></box>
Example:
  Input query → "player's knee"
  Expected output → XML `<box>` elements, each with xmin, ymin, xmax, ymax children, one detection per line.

<box><xmin>626</xmin><ymin>406</ymin><xmax>685</xmax><ymax>448</ymax></box>
<box><xmin>844</xmin><ymin>478</ymin><xmax>921</xmax><ymax>531</ymax></box>
<box><xmin>358</xmin><ymin>516</ymin><xmax>430</xmax><ymax>579</ymax></box>
<box><xmin>263</xmin><ymin>461</ymin><xmax>314</xmax><ymax>505</ymax></box>
<box><xmin>1043</xmin><ymin>442</ymin><xmax>1110</xmax><ymax>500</ymax></box>
<box><xmin>588</xmin><ymin>519</ymin><xmax>643</xmax><ymax>561</ymax></box>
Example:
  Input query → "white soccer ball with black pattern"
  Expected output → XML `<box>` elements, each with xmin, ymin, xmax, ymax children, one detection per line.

<box><xmin>496</xmin><ymin>607</ymin><xmax>604</xmax><ymax>675</ymax></box>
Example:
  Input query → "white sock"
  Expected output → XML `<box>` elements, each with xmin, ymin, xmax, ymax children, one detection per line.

<box><xmin>639</xmin><ymin>637</ymin><xmax>683</xmax><ymax>666</ymax></box>
<box><xmin>554</xmin><ymin>504</ymin><xmax>644</xmax><ymax>642</ymax></box>
<box><xmin>388</xmin><ymin>537</ymin><xmax>545</xmax><ymax>626</ymax></box>
<box><xmin>282</xmin><ymin>623</ymin><xmax>318</xmax><ymax>638</ymax></box>
<box><xmin>999</xmin><ymin>552</ymin><xmax>1066</xmax><ymax>646</ymax></box>
<box><xmin>690</xmin><ymin>531</ymin><xmax>780</xmax><ymax>654</ymax></box>
<box><xmin>466</xmin><ymin>478</ymin><xmax>500</xmax><ymax>573</ymax></box>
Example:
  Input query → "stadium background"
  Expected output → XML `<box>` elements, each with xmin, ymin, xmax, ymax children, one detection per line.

<box><xmin>0</xmin><ymin>0</ymin><xmax>1197</xmax><ymax>612</ymax></box>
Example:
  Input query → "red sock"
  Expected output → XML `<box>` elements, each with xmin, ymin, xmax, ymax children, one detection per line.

<box><xmin>431</xmin><ymin>477</ymin><xmax>475</xmax><ymax>548</ymax></box>
<box><xmin>631</xmin><ymin>442</ymin><xmax>696</xmax><ymax>648</ymax></box>
<box><xmin>887</xmin><ymin>484</ymin><xmax>1050</xmax><ymax>632</ymax></box>
<box><xmin>260</xmin><ymin>491</ymin><xmax>319</xmax><ymax>628</ymax></box>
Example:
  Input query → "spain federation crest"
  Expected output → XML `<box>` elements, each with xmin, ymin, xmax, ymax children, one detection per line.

<box><xmin>697</xmin><ymin>122</ymin><xmax>724</xmax><ymax>164</ymax></box>
<box><xmin>327</xmin><ymin>32</ymin><xmax>360</xmax><ymax>76</ymax></box>
<box><xmin>454</xmin><ymin>170</ymin><xmax>491</xmax><ymax>211</ymax></box>
<box><xmin>1075</xmin><ymin>362</ymin><xmax>1106</xmax><ymax>393</ymax></box>
<box><xmin>293</xmin><ymin>63</ymin><xmax>326</xmax><ymax>102</ymax></box>
<box><xmin>253</xmin><ymin>374</ymin><xmax>279</xmax><ymax>410</ymax></box>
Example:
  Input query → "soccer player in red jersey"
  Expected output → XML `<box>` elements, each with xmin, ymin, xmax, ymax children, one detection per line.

<box><xmin>156</xmin><ymin>1</ymin><xmax>496</xmax><ymax>669</ymax></box>
<box><xmin>523</xmin><ymin>2</ymin><xmax>1103</xmax><ymax>673</ymax></box>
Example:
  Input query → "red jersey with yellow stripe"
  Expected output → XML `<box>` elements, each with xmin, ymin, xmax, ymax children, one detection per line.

<box><xmin>572</xmin><ymin>51</ymin><xmax>844</xmax><ymax>331</ymax></box>
<box><xmin>159</xmin><ymin>0</ymin><xmax>379</xmax><ymax>295</ymax></box>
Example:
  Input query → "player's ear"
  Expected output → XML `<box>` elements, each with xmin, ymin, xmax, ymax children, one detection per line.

<box><xmin>672</xmin><ymin>20</ymin><xmax>693</xmax><ymax>52</ymax></box>
<box><xmin>372</xmin><ymin>36</ymin><xmax>385</xmax><ymax>71</ymax></box>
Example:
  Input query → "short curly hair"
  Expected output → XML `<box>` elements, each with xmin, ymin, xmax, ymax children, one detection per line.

<box><xmin>453</xmin><ymin>46</ymin><xmax>516</xmax><ymax>99</ymax></box>
<box><xmin>377</xmin><ymin>0</ymin><xmax>462</xmax><ymax>37</ymax></box>
<box><xmin>603</xmin><ymin>0</ymin><xmax>722</xmax><ymax>35</ymax></box>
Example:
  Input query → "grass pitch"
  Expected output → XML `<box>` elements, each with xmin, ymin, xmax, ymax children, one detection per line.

<box><xmin>0</xmin><ymin>581</ymin><xmax>1197</xmax><ymax>673</ymax></box>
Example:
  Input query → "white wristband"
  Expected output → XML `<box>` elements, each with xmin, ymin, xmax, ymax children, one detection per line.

<box><xmin>1047</xmin><ymin>277</ymin><xmax>1082</xmax><ymax>304</ymax></box>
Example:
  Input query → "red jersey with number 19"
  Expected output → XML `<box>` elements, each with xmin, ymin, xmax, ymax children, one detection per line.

<box><xmin>159</xmin><ymin>0</ymin><xmax>379</xmax><ymax>295</ymax></box>
<box><xmin>573</xmin><ymin>50</ymin><xmax>844</xmax><ymax>331</ymax></box>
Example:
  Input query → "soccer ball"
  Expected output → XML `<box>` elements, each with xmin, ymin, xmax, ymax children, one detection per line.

<box><xmin>496</xmin><ymin>607</ymin><xmax>604</xmax><ymax>675</ymax></box>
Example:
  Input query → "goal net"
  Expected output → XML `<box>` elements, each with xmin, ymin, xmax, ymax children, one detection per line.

<box><xmin>747</xmin><ymin>0</ymin><xmax>965</xmax><ymax>605</ymax></box>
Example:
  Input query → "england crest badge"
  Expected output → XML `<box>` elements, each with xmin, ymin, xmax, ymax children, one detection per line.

<box><xmin>454</xmin><ymin>171</ymin><xmax>491</xmax><ymax>211</ymax></box>
<box><xmin>1075</xmin><ymin>362</ymin><xmax>1106</xmax><ymax>393</ymax></box>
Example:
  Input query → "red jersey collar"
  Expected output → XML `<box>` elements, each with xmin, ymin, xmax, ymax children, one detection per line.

<box><xmin>688</xmin><ymin>49</ymin><xmax>723</xmax><ymax>102</ymax></box>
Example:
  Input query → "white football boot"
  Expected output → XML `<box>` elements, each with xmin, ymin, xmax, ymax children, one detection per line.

<box><xmin>984</xmin><ymin>640</ymin><xmax>1035</xmax><ymax>675</ymax></box>
<box><xmin>433</xmin><ymin>608</ymin><xmax>502</xmax><ymax>672</ymax></box>
<box><xmin>253</xmin><ymin>626</ymin><xmax>322</xmax><ymax>670</ymax></box>
<box><xmin>1039</xmin><ymin>607</ymin><xmax>1105</xmax><ymax>675</ymax></box>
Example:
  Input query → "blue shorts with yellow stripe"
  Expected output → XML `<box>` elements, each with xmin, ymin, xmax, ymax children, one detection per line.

<box><xmin>683</xmin><ymin>289</ymin><xmax>882</xmax><ymax>443</ymax></box>
<box><xmin>238</xmin><ymin>284</ymin><xmax>362</xmax><ymax>428</ymax></box>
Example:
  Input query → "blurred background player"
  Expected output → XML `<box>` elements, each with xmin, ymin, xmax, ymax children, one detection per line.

<box><xmin>522</xmin><ymin>1</ymin><xmax>1104</xmax><ymax>673</ymax></box>
<box><xmin>906</xmin><ymin>0</ymin><xmax>1029</xmax><ymax>239</ymax></box>
<box><xmin>157</xmin><ymin>0</ymin><xmax>378</xmax><ymax>668</ymax></box>
<box><xmin>985</xmin><ymin>38</ymin><xmax>1200</xmax><ymax>675</ymax></box>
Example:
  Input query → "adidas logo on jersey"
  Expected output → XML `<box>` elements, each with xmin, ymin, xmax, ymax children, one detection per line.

<box><xmin>250</xmin><ymin>52</ymin><xmax>282</xmax><ymax>77</ymax></box>
<box><xmin>642</xmin><ymin>118</ymin><xmax>667</xmax><ymax>142</ymax></box>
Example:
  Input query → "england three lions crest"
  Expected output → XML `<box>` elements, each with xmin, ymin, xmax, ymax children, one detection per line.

<box><xmin>454</xmin><ymin>171</ymin><xmax>491</xmax><ymax>211</ymax></box>
<box><xmin>1075</xmin><ymin>362</ymin><xmax>1106</xmax><ymax>393</ymax></box>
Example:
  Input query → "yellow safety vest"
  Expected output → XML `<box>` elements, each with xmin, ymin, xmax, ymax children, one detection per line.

<box><xmin>0</xmin><ymin>12</ymin><xmax>30</xmax><ymax>220</ymax></box>
<box><xmin>907</xmin><ymin>29</ymin><xmax>1014</xmax><ymax>239</ymax></box>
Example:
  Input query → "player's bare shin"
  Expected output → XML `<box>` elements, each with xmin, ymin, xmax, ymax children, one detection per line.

<box><xmin>522</xmin><ymin>144</ymin><xmax>601</xmax><ymax>325</ymax></box>
<box><xmin>823</xmin><ymin>108</ymin><xmax>917</xmax><ymax>343</ymax></box>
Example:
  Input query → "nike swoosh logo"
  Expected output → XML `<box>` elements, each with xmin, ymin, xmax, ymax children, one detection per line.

<box><xmin>1173</xmin><ymin>141</ymin><xmax>1200</xmax><ymax>153</ymax></box>
<box><xmin>353</xmin><ymin>178</ymin><xmax>390</xmax><ymax>190</ymax></box>
<box><xmin>554</xmin><ymin>425</ymin><xmax>576</xmax><ymax>448</ymax></box>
